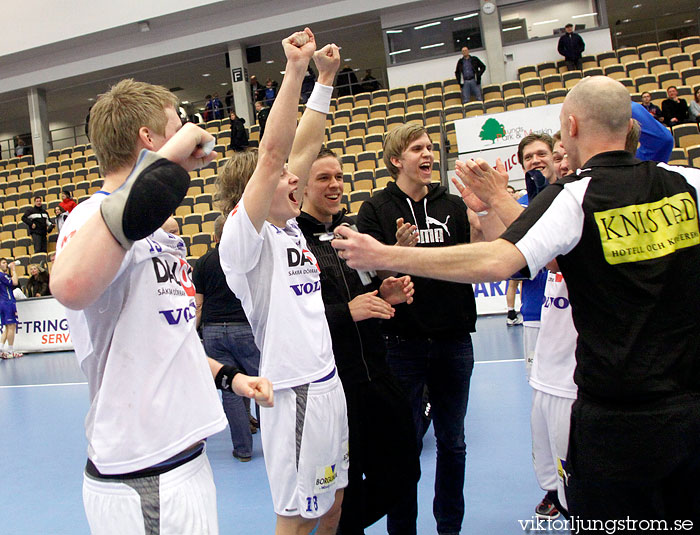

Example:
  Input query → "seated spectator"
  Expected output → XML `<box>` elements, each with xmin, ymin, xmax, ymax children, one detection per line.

<box><xmin>690</xmin><ymin>87</ymin><xmax>700</xmax><ymax>124</ymax></box>
<box><xmin>25</xmin><ymin>264</ymin><xmax>50</xmax><ymax>298</ymax></box>
<box><xmin>229</xmin><ymin>111</ymin><xmax>249</xmax><ymax>152</ymax></box>
<box><xmin>59</xmin><ymin>189</ymin><xmax>77</xmax><ymax>213</ymax></box>
<box><xmin>14</xmin><ymin>138</ymin><xmax>27</xmax><ymax>157</ymax></box>
<box><xmin>661</xmin><ymin>86</ymin><xmax>690</xmax><ymax>126</ymax></box>
<box><xmin>640</xmin><ymin>92</ymin><xmax>662</xmax><ymax>122</ymax></box>
<box><xmin>53</xmin><ymin>206</ymin><xmax>68</xmax><ymax>235</ymax></box>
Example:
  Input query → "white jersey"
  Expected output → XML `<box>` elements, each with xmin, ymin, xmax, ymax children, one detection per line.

<box><xmin>529</xmin><ymin>271</ymin><xmax>578</xmax><ymax>399</ymax></box>
<box><xmin>219</xmin><ymin>200</ymin><xmax>335</xmax><ymax>389</ymax></box>
<box><xmin>57</xmin><ymin>193</ymin><xmax>226</xmax><ymax>475</ymax></box>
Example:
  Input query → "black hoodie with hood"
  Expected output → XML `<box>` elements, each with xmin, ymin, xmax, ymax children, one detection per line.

<box><xmin>357</xmin><ymin>181</ymin><xmax>477</xmax><ymax>339</ymax></box>
<box><xmin>297</xmin><ymin>209</ymin><xmax>391</xmax><ymax>386</ymax></box>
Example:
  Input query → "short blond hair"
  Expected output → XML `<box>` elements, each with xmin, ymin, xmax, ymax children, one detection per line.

<box><xmin>216</xmin><ymin>149</ymin><xmax>258</xmax><ymax>214</ymax></box>
<box><xmin>383</xmin><ymin>123</ymin><xmax>428</xmax><ymax>179</ymax></box>
<box><xmin>89</xmin><ymin>79</ymin><xmax>178</xmax><ymax>176</ymax></box>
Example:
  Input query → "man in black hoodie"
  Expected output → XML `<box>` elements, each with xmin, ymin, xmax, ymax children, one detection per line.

<box><xmin>22</xmin><ymin>196</ymin><xmax>54</xmax><ymax>253</ymax></box>
<box><xmin>356</xmin><ymin>123</ymin><xmax>478</xmax><ymax>535</ymax></box>
<box><xmin>228</xmin><ymin>110</ymin><xmax>249</xmax><ymax>152</ymax></box>
<box><xmin>297</xmin><ymin>147</ymin><xmax>419</xmax><ymax>534</ymax></box>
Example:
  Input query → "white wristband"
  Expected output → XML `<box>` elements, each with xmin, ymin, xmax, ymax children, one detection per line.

<box><xmin>306</xmin><ymin>83</ymin><xmax>333</xmax><ymax>115</ymax></box>
<box><xmin>476</xmin><ymin>210</ymin><xmax>489</xmax><ymax>217</ymax></box>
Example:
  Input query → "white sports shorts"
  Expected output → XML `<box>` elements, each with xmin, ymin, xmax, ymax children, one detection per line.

<box><xmin>83</xmin><ymin>447</ymin><xmax>218</xmax><ymax>534</ymax></box>
<box><xmin>262</xmin><ymin>372</ymin><xmax>349</xmax><ymax>519</ymax></box>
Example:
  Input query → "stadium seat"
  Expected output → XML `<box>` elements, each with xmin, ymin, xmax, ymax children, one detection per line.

<box><xmin>518</xmin><ymin>65</ymin><xmax>538</xmax><ymax>81</ymax></box>
<box><xmin>597</xmin><ymin>51</ymin><xmax>618</xmax><ymax>68</ymax></box>
<box><xmin>658</xmin><ymin>71</ymin><xmax>681</xmax><ymax>90</ymax></box>
<box><xmin>680</xmin><ymin>36</ymin><xmax>700</xmax><ymax>54</ymax></box>
<box><xmin>647</xmin><ymin>56</ymin><xmax>669</xmax><ymax>75</ymax></box>
<box><xmin>371</xmin><ymin>89</ymin><xmax>389</xmax><ymax>104</ymax></box>
<box><xmin>668</xmin><ymin>148</ymin><xmax>688</xmax><ymax>166</ymax></box>
<box><xmin>635</xmin><ymin>74</ymin><xmax>659</xmax><ymax>92</ymax></box>
<box><xmin>537</xmin><ymin>62</ymin><xmax>557</xmax><ymax>77</ymax></box>
<box><xmin>687</xmin><ymin>145</ymin><xmax>700</xmax><ymax>167</ymax></box>
<box><xmin>464</xmin><ymin>101</ymin><xmax>484</xmax><ymax>117</ymax></box>
<box><xmin>681</xmin><ymin>67</ymin><xmax>700</xmax><ymax>88</ymax></box>
<box><xmin>616</xmin><ymin>47</ymin><xmax>639</xmax><ymax>64</ymax></box>
<box><xmin>502</xmin><ymin>81</ymin><xmax>522</xmax><ymax>98</ymax></box>
<box><xmin>637</xmin><ymin>43</ymin><xmax>660</xmax><ymax>61</ymax></box>
<box><xmin>407</xmin><ymin>84</ymin><xmax>424</xmax><ymax>99</ymax></box>
<box><xmin>626</xmin><ymin>60</ymin><xmax>648</xmax><ymax>79</ymax></box>
<box><xmin>669</xmin><ymin>53</ymin><xmax>693</xmax><ymax>72</ymax></box>
<box><xmin>528</xmin><ymin>92</ymin><xmax>547</xmax><ymax>107</ymax></box>
<box><xmin>482</xmin><ymin>84</ymin><xmax>502</xmax><ymax>101</ymax></box>
<box><xmin>542</xmin><ymin>74</ymin><xmax>563</xmax><ymax>91</ymax></box>
<box><xmin>563</xmin><ymin>71</ymin><xmax>582</xmax><ymax>89</ymax></box>
<box><xmin>604</xmin><ymin>64</ymin><xmax>626</xmax><ymax>80</ymax></box>
<box><xmin>425</xmin><ymin>81</ymin><xmax>443</xmax><ymax>96</ymax></box>
<box><xmin>505</xmin><ymin>96</ymin><xmax>526</xmax><ymax>111</ymax></box>
<box><xmin>673</xmin><ymin>124</ymin><xmax>700</xmax><ymax>149</ymax></box>
<box><xmin>522</xmin><ymin>78</ymin><xmax>542</xmax><ymax>96</ymax></box>
<box><xmin>484</xmin><ymin>99</ymin><xmax>505</xmax><ymax>114</ymax></box>
<box><xmin>444</xmin><ymin>105</ymin><xmax>464</xmax><ymax>122</ymax></box>
<box><xmin>659</xmin><ymin>40</ymin><xmax>682</xmax><ymax>57</ymax></box>
<box><xmin>546</xmin><ymin>89</ymin><xmax>567</xmax><ymax>104</ymax></box>
<box><xmin>581</xmin><ymin>56</ymin><xmax>597</xmax><ymax>70</ymax></box>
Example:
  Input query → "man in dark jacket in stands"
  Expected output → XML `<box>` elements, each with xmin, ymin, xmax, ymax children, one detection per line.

<box><xmin>455</xmin><ymin>47</ymin><xmax>486</xmax><ymax>103</ymax></box>
<box><xmin>22</xmin><ymin>196</ymin><xmax>54</xmax><ymax>253</ymax></box>
<box><xmin>661</xmin><ymin>85</ymin><xmax>690</xmax><ymax>126</ymax></box>
<box><xmin>228</xmin><ymin>111</ymin><xmax>249</xmax><ymax>152</ymax></box>
<box><xmin>557</xmin><ymin>23</ymin><xmax>585</xmax><ymax>71</ymax></box>
<box><xmin>298</xmin><ymin>147</ymin><xmax>419</xmax><ymax>534</ymax></box>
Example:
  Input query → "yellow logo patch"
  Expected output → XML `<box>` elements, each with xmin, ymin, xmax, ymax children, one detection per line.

<box><xmin>594</xmin><ymin>192</ymin><xmax>699</xmax><ymax>265</ymax></box>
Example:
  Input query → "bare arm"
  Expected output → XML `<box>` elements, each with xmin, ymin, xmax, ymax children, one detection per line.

<box><xmin>240</xmin><ymin>29</ymin><xmax>316</xmax><ymax>232</ymax></box>
<box><xmin>195</xmin><ymin>293</ymin><xmax>204</xmax><ymax>329</ymax></box>
<box><xmin>289</xmin><ymin>43</ymin><xmax>340</xmax><ymax>194</ymax></box>
<box><xmin>332</xmin><ymin>226</ymin><xmax>526</xmax><ymax>284</ymax></box>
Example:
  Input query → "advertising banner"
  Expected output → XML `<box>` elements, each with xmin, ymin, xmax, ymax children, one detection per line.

<box><xmin>0</xmin><ymin>297</ymin><xmax>72</xmax><ymax>352</ymax></box>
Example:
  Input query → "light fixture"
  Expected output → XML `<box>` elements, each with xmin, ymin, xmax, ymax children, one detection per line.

<box><xmin>280</xmin><ymin>71</ymin><xmax>286</xmax><ymax>74</ymax></box>
<box><xmin>684</xmin><ymin>19</ymin><xmax>694</xmax><ymax>23</ymax></box>
<box><xmin>615</xmin><ymin>31</ymin><xmax>622</xmax><ymax>35</ymax></box>
<box><xmin>202</xmin><ymin>73</ymin><xmax>211</xmax><ymax>77</ymax></box>
<box><xmin>138</xmin><ymin>21</ymin><xmax>150</xmax><ymax>32</ymax></box>
<box><xmin>502</xmin><ymin>26</ymin><xmax>522</xmax><ymax>32</ymax></box>
<box><xmin>622</xmin><ymin>18</ymin><xmax>631</xmax><ymax>23</ymax></box>
<box><xmin>533</xmin><ymin>19</ymin><xmax>559</xmax><ymax>26</ymax></box>
<box><xmin>572</xmin><ymin>12</ymin><xmax>598</xmax><ymax>19</ymax></box>
<box><xmin>220</xmin><ymin>82</ymin><xmax>228</xmax><ymax>86</ymax></box>
<box><xmin>414</xmin><ymin>21</ymin><xmax>441</xmax><ymax>30</ymax></box>
<box><xmin>266</xmin><ymin>60</ymin><xmax>274</xmax><ymax>64</ymax></box>
<box><xmin>389</xmin><ymin>49</ymin><xmax>411</xmax><ymax>55</ymax></box>
<box><xmin>182</xmin><ymin>100</ymin><xmax>190</xmax><ymax>105</ymax></box>
<box><xmin>87</xmin><ymin>97</ymin><xmax>94</xmax><ymax>102</ymax></box>
<box><xmin>454</xmin><ymin>13</ymin><xmax>478</xmax><ymax>21</ymax></box>
<box><xmin>632</xmin><ymin>3</ymin><xmax>642</xmax><ymax>7</ymax></box>
<box><xmin>345</xmin><ymin>58</ymin><xmax>352</xmax><ymax>62</ymax></box>
<box><xmin>386</xmin><ymin>30</ymin><xmax>403</xmax><ymax>34</ymax></box>
<box><xmin>421</xmin><ymin>43</ymin><xmax>445</xmax><ymax>49</ymax></box>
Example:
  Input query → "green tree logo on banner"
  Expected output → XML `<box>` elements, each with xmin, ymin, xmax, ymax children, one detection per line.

<box><xmin>479</xmin><ymin>118</ymin><xmax>506</xmax><ymax>143</ymax></box>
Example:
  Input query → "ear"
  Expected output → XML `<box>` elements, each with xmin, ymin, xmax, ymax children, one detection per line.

<box><xmin>138</xmin><ymin>126</ymin><xmax>156</xmax><ymax>150</ymax></box>
<box><xmin>390</xmin><ymin>156</ymin><xmax>403</xmax><ymax>170</ymax></box>
<box><xmin>568</xmin><ymin>115</ymin><xmax>578</xmax><ymax>138</ymax></box>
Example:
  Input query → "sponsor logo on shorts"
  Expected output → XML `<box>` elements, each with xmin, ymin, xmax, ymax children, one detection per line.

<box><xmin>594</xmin><ymin>192</ymin><xmax>699</xmax><ymax>265</ymax></box>
<box><xmin>314</xmin><ymin>464</ymin><xmax>338</xmax><ymax>494</ymax></box>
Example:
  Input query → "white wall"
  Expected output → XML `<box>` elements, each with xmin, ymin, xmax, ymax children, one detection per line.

<box><xmin>503</xmin><ymin>27</ymin><xmax>612</xmax><ymax>81</ymax></box>
<box><xmin>0</xmin><ymin>0</ymin><xmax>224</xmax><ymax>56</ymax></box>
<box><xmin>500</xmin><ymin>0</ymin><xmax>598</xmax><ymax>41</ymax></box>
<box><xmin>386</xmin><ymin>50</ymin><xmax>491</xmax><ymax>89</ymax></box>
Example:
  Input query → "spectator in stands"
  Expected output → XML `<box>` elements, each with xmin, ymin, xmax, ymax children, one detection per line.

<box><xmin>208</xmin><ymin>93</ymin><xmax>225</xmax><ymax>120</ymax></box>
<box><xmin>558</xmin><ymin>24</ymin><xmax>585</xmax><ymax>71</ymax></box>
<box><xmin>455</xmin><ymin>47</ymin><xmax>486</xmax><ymax>103</ymax></box>
<box><xmin>557</xmin><ymin>23</ymin><xmax>586</xmax><ymax>71</ymax></box>
<box><xmin>22</xmin><ymin>196</ymin><xmax>53</xmax><ymax>253</ymax></box>
<box><xmin>25</xmin><ymin>264</ymin><xmax>50</xmax><ymax>298</ymax></box>
<box><xmin>250</xmin><ymin>75</ymin><xmax>264</xmax><ymax>102</ymax></box>
<box><xmin>361</xmin><ymin>69</ymin><xmax>381</xmax><ymax>93</ymax></box>
<box><xmin>14</xmin><ymin>137</ymin><xmax>27</xmax><ymax>157</ymax></box>
<box><xmin>661</xmin><ymin>86</ymin><xmax>690</xmax><ymax>126</ymax></box>
<box><xmin>255</xmin><ymin>101</ymin><xmax>270</xmax><ymax>138</ymax></box>
<box><xmin>0</xmin><ymin>258</ymin><xmax>22</xmax><ymax>359</ymax></box>
<box><xmin>336</xmin><ymin>64</ymin><xmax>359</xmax><ymax>96</ymax></box>
<box><xmin>263</xmin><ymin>78</ymin><xmax>277</xmax><ymax>106</ymax></box>
<box><xmin>193</xmin><ymin>212</ymin><xmax>261</xmax><ymax>462</ymax></box>
<box><xmin>53</xmin><ymin>206</ymin><xmax>68</xmax><ymax>235</ymax></box>
<box><xmin>229</xmin><ymin>110</ymin><xmax>249</xmax><ymax>152</ymax></box>
<box><xmin>640</xmin><ymin>91</ymin><xmax>662</xmax><ymax>121</ymax></box>
<box><xmin>60</xmin><ymin>189</ymin><xmax>78</xmax><ymax>213</ymax></box>
<box><xmin>300</xmin><ymin>65</ymin><xmax>317</xmax><ymax>104</ymax></box>
<box><xmin>690</xmin><ymin>87</ymin><xmax>700</xmax><ymax>124</ymax></box>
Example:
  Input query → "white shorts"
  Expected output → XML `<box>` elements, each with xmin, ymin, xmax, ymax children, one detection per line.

<box><xmin>262</xmin><ymin>372</ymin><xmax>349</xmax><ymax>519</ymax></box>
<box><xmin>531</xmin><ymin>389</ymin><xmax>575</xmax><ymax>509</ymax></box>
<box><xmin>523</xmin><ymin>324</ymin><xmax>540</xmax><ymax>377</ymax></box>
<box><xmin>83</xmin><ymin>448</ymin><xmax>218</xmax><ymax>535</ymax></box>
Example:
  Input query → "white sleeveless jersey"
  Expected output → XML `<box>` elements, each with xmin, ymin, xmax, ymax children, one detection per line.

<box><xmin>529</xmin><ymin>271</ymin><xmax>578</xmax><ymax>399</ymax></box>
<box><xmin>219</xmin><ymin>200</ymin><xmax>335</xmax><ymax>389</ymax></box>
<box><xmin>57</xmin><ymin>193</ymin><xmax>226</xmax><ymax>474</ymax></box>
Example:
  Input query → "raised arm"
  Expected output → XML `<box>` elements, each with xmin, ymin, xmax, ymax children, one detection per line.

<box><xmin>240</xmin><ymin>29</ymin><xmax>316</xmax><ymax>232</ymax></box>
<box><xmin>289</xmin><ymin>43</ymin><xmax>341</xmax><ymax>194</ymax></box>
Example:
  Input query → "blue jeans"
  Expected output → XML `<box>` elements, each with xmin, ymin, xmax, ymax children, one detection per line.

<box><xmin>385</xmin><ymin>333</ymin><xmax>475</xmax><ymax>535</ymax></box>
<box><xmin>202</xmin><ymin>323</ymin><xmax>261</xmax><ymax>457</ymax></box>
<box><xmin>460</xmin><ymin>79</ymin><xmax>481</xmax><ymax>103</ymax></box>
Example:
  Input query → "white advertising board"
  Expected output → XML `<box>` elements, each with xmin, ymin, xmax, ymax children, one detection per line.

<box><xmin>0</xmin><ymin>297</ymin><xmax>73</xmax><ymax>352</ymax></box>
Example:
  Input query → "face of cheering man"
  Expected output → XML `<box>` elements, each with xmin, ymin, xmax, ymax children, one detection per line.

<box><xmin>304</xmin><ymin>156</ymin><xmax>345</xmax><ymax>223</ymax></box>
<box><xmin>552</xmin><ymin>140</ymin><xmax>570</xmax><ymax>179</ymax></box>
<box><xmin>521</xmin><ymin>140</ymin><xmax>557</xmax><ymax>184</ymax></box>
<box><xmin>392</xmin><ymin>133</ymin><xmax>434</xmax><ymax>189</ymax></box>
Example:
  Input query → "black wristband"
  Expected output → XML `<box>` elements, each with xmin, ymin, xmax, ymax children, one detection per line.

<box><xmin>214</xmin><ymin>364</ymin><xmax>242</xmax><ymax>393</ymax></box>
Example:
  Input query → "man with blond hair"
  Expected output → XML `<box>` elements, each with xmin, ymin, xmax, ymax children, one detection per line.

<box><xmin>50</xmin><ymin>78</ymin><xmax>273</xmax><ymax>534</ymax></box>
<box><xmin>334</xmin><ymin>76</ymin><xmax>700</xmax><ymax>525</ymax></box>
<box><xmin>357</xmin><ymin>123</ymin><xmax>478</xmax><ymax>535</ymax></box>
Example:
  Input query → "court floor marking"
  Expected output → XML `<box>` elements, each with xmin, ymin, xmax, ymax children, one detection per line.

<box><xmin>0</xmin><ymin>381</ymin><xmax>88</xmax><ymax>389</ymax></box>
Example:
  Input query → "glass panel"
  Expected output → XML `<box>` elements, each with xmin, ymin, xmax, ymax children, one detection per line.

<box><xmin>500</xmin><ymin>0</ymin><xmax>600</xmax><ymax>45</ymax></box>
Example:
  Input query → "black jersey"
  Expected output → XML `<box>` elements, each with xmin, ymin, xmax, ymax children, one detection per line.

<box><xmin>501</xmin><ymin>151</ymin><xmax>700</xmax><ymax>405</ymax></box>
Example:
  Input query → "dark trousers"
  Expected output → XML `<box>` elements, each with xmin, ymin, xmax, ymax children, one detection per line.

<box><xmin>31</xmin><ymin>233</ymin><xmax>47</xmax><ymax>253</ymax></box>
<box><xmin>384</xmin><ymin>333</ymin><xmax>475</xmax><ymax>535</ymax></box>
<box><xmin>565</xmin><ymin>398</ymin><xmax>700</xmax><ymax>534</ymax></box>
<box><xmin>565</xmin><ymin>58</ymin><xmax>583</xmax><ymax>71</ymax></box>
<box><xmin>338</xmin><ymin>374</ymin><xmax>419</xmax><ymax>534</ymax></box>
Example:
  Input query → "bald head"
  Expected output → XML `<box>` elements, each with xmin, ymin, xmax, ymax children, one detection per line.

<box><xmin>560</xmin><ymin>76</ymin><xmax>632</xmax><ymax>169</ymax></box>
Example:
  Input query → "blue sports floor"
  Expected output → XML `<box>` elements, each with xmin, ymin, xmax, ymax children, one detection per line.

<box><xmin>0</xmin><ymin>315</ymin><xmax>545</xmax><ymax>534</ymax></box>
